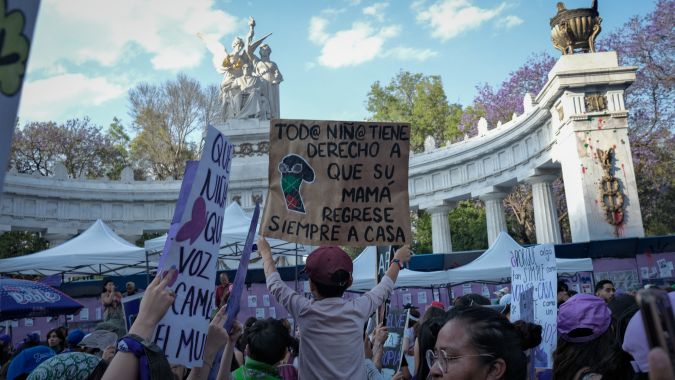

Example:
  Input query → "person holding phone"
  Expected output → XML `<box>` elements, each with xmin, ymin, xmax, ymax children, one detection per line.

<box><xmin>622</xmin><ymin>290</ymin><xmax>675</xmax><ymax>377</ymax></box>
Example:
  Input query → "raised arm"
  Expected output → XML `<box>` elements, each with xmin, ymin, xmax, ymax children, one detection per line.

<box><xmin>102</xmin><ymin>269</ymin><xmax>177</xmax><ymax>380</ymax></box>
<box><xmin>101</xmin><ymin>292</ymin><xmax>113</xmax><ymax>305</ymax></box>
<box><xmin>247</xmin><ymin>17</ymin><xmax>255</xmax><ymax>47</ymax></box>
<box><xmin>384</xmin><ymin>246</ymin><xmax>411</xmax><ymax>284</ymax></box>
<box><xmin>358</xmin><ymin>246</ymin><xmax>411</xmax><ymax>316</ymax></box>
<box><xmin>258</xmin><ymin>236</ymin><xmax>277</xmax><ymax>278</ymax></box>
<box><xmin>187</xmin><ymin>305</ymin><xmax>242</xmax><ymax>380</ymax></box>
<box><xmin>258</xmin><ymin>236</ymin><xmax>310</xmax><ymax>316</ymax></box>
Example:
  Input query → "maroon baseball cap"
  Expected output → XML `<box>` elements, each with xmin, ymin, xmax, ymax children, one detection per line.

<box><xmin>557</xmin><ymin>294</ymin><xmax>612</xmax><ymax>343</ymax></box>
<box><xmin>305</xmin><ymin>246</ymin><xmax>353</xmax><ymax>286</ymax></box>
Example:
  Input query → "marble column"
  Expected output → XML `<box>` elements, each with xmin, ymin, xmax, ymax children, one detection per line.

<box><xmin>527</xmin><ymin>176</ymin><xmax>562</xmax><ymax>244</ymax></box>
<box><xmin>480</xmin><ymin>193</ymin><xmax>508</xmax><ymax>246</ymax></box>
<box><xmin>429</xmin><ymin>205</ymin><xmax>453</xmax><ymax>253</ymax></box>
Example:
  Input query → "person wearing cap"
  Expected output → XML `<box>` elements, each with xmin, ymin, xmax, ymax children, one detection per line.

<box><xmin>553</xmin><ymin>294</ymin><xmax>632</xmax><ymax>379</ymax></box>
<box><xmin>594</xmin><ymin>279</ymin><xmax>616</xmax><ymax>303</ymax></box>
<box><xmin>64</xmin><ymin>329</ymin><xmax>86</xmax><ymax>353</ymax></box>
<box><xmin>79</xmin><ymin>330</ymin><xmax>118</xmax><ymax>360</ymax></box>
<box><xmin>258</xmin><ymin>237</ymin><xmax>411</xmax><ymax>380</ymax></box>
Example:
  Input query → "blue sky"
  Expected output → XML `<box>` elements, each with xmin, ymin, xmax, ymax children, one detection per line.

<box><xmin>18</xmin><ymin>0</ymin><xmax>656</xmax><ymax>133</ymax></box>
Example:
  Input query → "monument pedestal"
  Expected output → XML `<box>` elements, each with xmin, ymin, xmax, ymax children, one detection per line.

<box><xmin>550</xmin><ymin>52</ymin><xmax>644</xmax><ymax>241</ymax></box>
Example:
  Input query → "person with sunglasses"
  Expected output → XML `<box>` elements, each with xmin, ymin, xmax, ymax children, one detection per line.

<box><xmin>427</xmin><ymin>306</ymin><xmax>542</xmax><ymax>380</ymax></box>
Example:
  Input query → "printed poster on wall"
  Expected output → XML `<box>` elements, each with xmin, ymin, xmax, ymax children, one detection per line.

<box><xmin>510</xmin><ymin>244</ymin><xmax>557</xmax><ymax>369</ymax></box>
<box><xmin>261</xmin><ymin>119</ymin><xmax>411</xmax><ymax>246</ymax></box>
<box><xmin>153</xmin><ymin>126</ymin><xmax>233</xmax><ymax>367</ymax></box>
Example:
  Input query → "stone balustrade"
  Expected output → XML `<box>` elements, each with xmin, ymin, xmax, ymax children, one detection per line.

<box><xmin>1</xmin><ymin>52</ymin><xmax>645</xmax><ymax>251</ymax></box>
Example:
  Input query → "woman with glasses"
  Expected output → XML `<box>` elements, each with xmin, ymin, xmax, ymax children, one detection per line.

<box><xmin>427</xmin><ymin>306</ymin><xmax>542</xmax><ymax>380</ymax></box>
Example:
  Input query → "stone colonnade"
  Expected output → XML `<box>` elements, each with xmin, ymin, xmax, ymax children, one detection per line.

<box><xmin>426</xmin><ymin>174</ymin><xmax>562</xmax><ymax>253</ymax></box>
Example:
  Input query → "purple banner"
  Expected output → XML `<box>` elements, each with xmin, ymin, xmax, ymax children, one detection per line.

<box><xmin>157</xmin><ymin>161</ymin><xmax>199</xmax><ymax>271</ymax></box>
<box><xmin>225</xmin><ymin>202</ymin><xmax>261</xmax><ymax>332</ymax></box>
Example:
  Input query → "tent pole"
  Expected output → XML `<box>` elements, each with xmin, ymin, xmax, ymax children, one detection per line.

<box><xmin>145</xmin><ymin>249</ymin><xmax>151</xmax><ymax>287</ymax></box>
<box><xmin>294</xmin><ymin>243</ymin><xmax>299</xmax><ymax>293</ymax></box>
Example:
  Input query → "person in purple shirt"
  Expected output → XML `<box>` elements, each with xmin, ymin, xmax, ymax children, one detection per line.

<box><xmin>258</xmin><ymin>237</ymin><xmax>411</xmax><ymax>380</ymax></box>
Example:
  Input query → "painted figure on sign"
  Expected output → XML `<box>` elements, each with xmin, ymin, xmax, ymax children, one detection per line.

<box><xmin>278</xmin><ymin>154</ymin><xmax>315</xmax><ymax>213</ymax></box>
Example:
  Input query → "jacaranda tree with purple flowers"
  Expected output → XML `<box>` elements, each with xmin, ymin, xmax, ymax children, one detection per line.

<box><xmin>598</xmin><ymin>0</ymin><xmax>674</xmax><ymax>235</ymax></box>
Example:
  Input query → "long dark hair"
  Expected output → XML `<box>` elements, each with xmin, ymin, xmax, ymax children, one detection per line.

<box><xmin>415</xmin><ymin>315</ymin><xmax>445</xmax><ymax>380</ymax></box>
<box><xmin>552</xmin><ymin>329</ymin><xmax>632</xmax><ymax>380</ymax></box>
<box><xmin>46</xmin><ymin>328</ymin><xmax>65</xmax><ymax>352</ymax></box>
<box><xmin>443</xmin><ymin>306</ymin><xmax>542</xmax><ymax>380</ymax></box>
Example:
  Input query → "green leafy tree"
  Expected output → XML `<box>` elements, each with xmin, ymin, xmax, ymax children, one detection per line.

<box><xmin>135</xmin><ymin>231</ymin><xmax>164</xmax><ymax>247</ymax></box>
<box><xmin>598</xmin><ymin>0</ymin><xmax>675</xmax><ymax>235</ymax></box>
<box><xmin>366</xmin><ymin>71</ymin><xmax>461</xmax><ymax>152</ymax></box>
<box><xmin>0</xmin><ymin>231</ymin><xmax>48</xmax><ymax>259</ymax></box>
<box><xmin>448</xmin><ymin>201</ymin><xmax>488</xmax><ymax>251</ymax></box>
<box><xmin>106</xmin><ymin>117</ymin><xmax>131</xmax><ymax>180</ymax></box>
<box><xmin>411</xmin><ymin>210</ymin><xmax>432</xmax><ymax>254</ymax></box>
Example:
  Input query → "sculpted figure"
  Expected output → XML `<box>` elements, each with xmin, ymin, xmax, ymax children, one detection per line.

<box><xmin>232</xmin><ymin>63</ymin><xmax>270</xmax><ymax>119</ymax></box>
<box><xmin>199</xmin><ymin>16</ymin><xmax>273</xmax><ymax>119</ymax></box>
<box><xmin>249</xmin><ymin>44</ymin><xmax>283</xmax><ymax>118</ymax></box>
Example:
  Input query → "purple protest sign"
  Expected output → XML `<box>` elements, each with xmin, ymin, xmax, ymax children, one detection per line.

<box><xmin>158</xmin><ymin>160</ymin><xmax>199</xmax><ymax>271</ymax></box>
<box><xmin>153</xmin><ymin>126</ymin><xmax>233</xmax><ymax>367</ymax></box>
<box><xmin>224</xmin><ymin>202</ymin><xmax>261</xmax><ymax>332</ymax></box>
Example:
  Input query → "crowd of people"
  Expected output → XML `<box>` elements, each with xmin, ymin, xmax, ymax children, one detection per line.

<box><xmin>0</xmin><ymin>241</ymin><xmax>673</xmax><ymax>380</ymax></box>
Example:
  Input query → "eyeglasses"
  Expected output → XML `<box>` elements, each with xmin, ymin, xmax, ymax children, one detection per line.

<box><xmin>425</xmin><ymin>349</ymin><xmax>495</xmax><ymax>374</ymax></box>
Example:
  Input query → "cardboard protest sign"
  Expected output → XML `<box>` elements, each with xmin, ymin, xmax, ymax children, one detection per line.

<box><xmin>153</xmin><ymin>126</ymin><xmax>234</xmax><ymax>367</ymax></box>
<box><xmin>510</xmin><ymin>244</ymin><xmax>557</xmax><ymax>369</ymax></box>
<box><xmin>224</xmin><ymin>202</ymin><xmax>260</xmax><ymax>332</ymax></box>
<box><xmin>261</xmin><ymin>119</ymin><xmax>411</xmax><ymax>246</ymax></box>
<box><xmin>0</xmin><ymin>0</ymin><xmax>40</xmax><ymax>201</ymax></box>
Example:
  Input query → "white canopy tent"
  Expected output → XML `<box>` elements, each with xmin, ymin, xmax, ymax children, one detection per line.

<box><xmin>351</xmin><ymin>246</ymin><xmax>451</xmax><ymax>291</ymax></box>
<box><xmin>349</xmin><ymin>232</ymin><xmax>594</xmax><ymax>291</ymax></box>
<box><xmin>446</xmin><ymin>232</ymin><xmax>594</xmax><ymax>283</ymax></box>
<box><xmin>144</xmin><ymin>202</ymin><xmax>312</xmax><ymax>270</ymax></box>
<box><xmin>0</xmin><ymin>220</ymin><xmax>147</xmax><ymax>276</ymax></box>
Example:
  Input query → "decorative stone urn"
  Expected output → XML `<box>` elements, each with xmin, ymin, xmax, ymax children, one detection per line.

<box><xmin>550</xmin><ymin>0</ymin><xmax>602</xmax><ymax>55</ymax></box>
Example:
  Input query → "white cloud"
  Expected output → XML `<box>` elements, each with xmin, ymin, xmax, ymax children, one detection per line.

<box><xmin>386</xmin><ymin>46</ymin><xmax>438</xmax><ymax>61</ymax></box>
<box><xmin>415</xmin><ymin>0</ymin><xmax>506</xmax><ymax>41</ymax></box>
<box><xmin>29</xmin><ymin>0</ymin><xmax>238</xmax><ymax>72</ymax></box>
<box><xmin>363</xmin><ymin>2</ymin><xmax>389</xmax><ymax>22</ymax></box>
<box><xmin>497</xmin><ymin>15</ymin><xmax>524</xmax><ymax>29</ymax></box>
<box><xmin>309</xmin><ymin>16</ymin><xmax>330</xmax><ymax>44</ymax></box>
<box><xmin>309</xmin><ymin>18</ymin><xmax>401</xmax><ymax>68</ymax></box>
<box><xmin>19</xmin><ymin>73</ymin><xmax>127</xmax><ymax>121</ymax></box>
